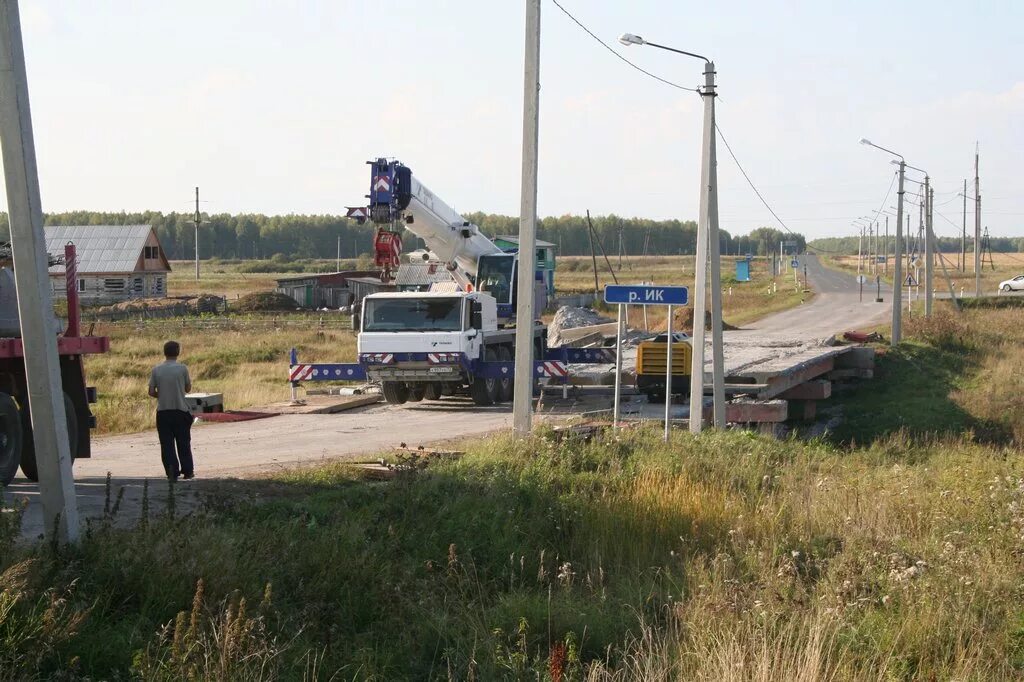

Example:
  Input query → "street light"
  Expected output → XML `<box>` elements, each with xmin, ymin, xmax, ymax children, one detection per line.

<box><xmin>902</xmin><ymin>165</ymin><xmax>933</xmax><ymax>316</ymax></box>
<box><xmin>860</xmin><ymin>137</ymin><xmax>906</xmax><ymax>344</ymax></box>
<box><xmin>620</xmin><ymin>32</ymin><xmax>723</xmax><ymax>433</ymax></box>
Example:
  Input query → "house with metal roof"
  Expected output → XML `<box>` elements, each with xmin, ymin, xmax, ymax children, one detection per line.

<box><xmin>45</xmin><ymin>225</ymin><xmax>171</xmax><ymax>304</ymax></box>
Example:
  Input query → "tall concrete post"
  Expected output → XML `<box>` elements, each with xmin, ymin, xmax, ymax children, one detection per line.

<box><xmin>688</xmin><ymin>62</ymin><xmax>717</xmax><ymax>434</ymax></box>
<box><xmin>974</xmin><ymin>146</ymin><xmax>981</xmax><ymax>296</ymax></box>
<box><xmin>0</xmin><ymin>0</ymin><xmax>79</xmax><ymax>542</ymax></box>
<box><xmin>512</xmin><ymin>0</ymin><xmax>541</xmax><ymax>437</ymax></box>
<box><xmin>924</xmin><ymin>175</ymin><xmax>933</xmax><ymax>317</ymax></box>
<box><xmin>704</xmin><ymin>62</ymin><xmax>726</xmax><ymax>428</ymax></box>
<box><xmin>892</xmin><ymin>163</ymin><xmax>905</xmax><ymax>344</ymax></box>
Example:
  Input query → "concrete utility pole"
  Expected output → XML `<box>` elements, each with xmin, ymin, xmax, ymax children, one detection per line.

<box><xmin>512</xmin><ymin>0</ymin><xmax>541</xmax><ymax>437</ymax></box>
<box><xmin>884</xmin><ymin>216</ymin><xmax>889</xmax><ymax>275</ymax></box>
<box><xmin>924</xmin><ymin>176</ymin><xmax>933</xmax><ymax>316</ymax></box>
<box><xmin>193</xmin><ymin>187</ymin><xmax>201</xmax><ymax>280</ymax></box>
<box><xmin>0</xmin><ymin>0</ymin><xmax>79</xmax><ymax>542</ymax></box>
<box><xmin>706</xmin><ymin>67</ymin><xmax>726</xmax><ymax>429</ymax></box>
<box><xmin>974</xmin><ymin>145</ymin><xmax>981</xmax><ymax>296</ymax></box>
<box><xmin>961</xmin><ymin>178</ymin><xmax>967</xmax><ymax>272</ymax></box>
<box><xmin>892</xmin><ymin>163</ymin><xmax>905</xmax><ymax>342</ymax></box>
<box><xmin>618</xmin><ymin>34</ymin><xmax>723</xmax><ymax>431</ymax></box>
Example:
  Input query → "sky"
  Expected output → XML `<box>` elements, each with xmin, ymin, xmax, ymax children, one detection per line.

<box><xmin>4</xmin><ymin>0</ymin><xmax>1022</xmax><ymax>240</ymax></box>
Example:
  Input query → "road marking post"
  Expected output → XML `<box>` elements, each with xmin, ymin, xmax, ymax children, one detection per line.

<box><xmin>612</xmin><ymin>303</ymin><xmax>623</xmax><ymax>429</ymax></box>
<box><xmin>664</xmin><ymin>304</ymin><xmax>672</xmax><ymax>442</ymax></box>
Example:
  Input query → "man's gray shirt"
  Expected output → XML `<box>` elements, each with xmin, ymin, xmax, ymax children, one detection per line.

<box><xmin>149</xmin><ymin>360</ymin><xmax>192</xmax><ymax>413</ymax></box>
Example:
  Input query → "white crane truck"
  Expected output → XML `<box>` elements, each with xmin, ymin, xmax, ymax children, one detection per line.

<box><xmin>288</xmin><ymin>158</ymin><xmax>613</xmax><ymax>406</ymax></box>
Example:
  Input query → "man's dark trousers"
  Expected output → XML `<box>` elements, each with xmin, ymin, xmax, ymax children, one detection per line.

<box><xmin>156</xmin><ymin>409</ymin><xmax>194</xmax><ymax>479</ymax></box>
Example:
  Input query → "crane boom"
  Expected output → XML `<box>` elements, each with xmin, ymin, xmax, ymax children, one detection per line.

<box><xmin>367</xmin><ymin>158</ymin><xmax>502</xmax><ymax>283</ymax></box>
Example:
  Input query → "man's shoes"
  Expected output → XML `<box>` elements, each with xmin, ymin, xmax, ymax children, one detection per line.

<box><xmin>181</xmin><ymin>473</ymin><xmax>195</xmax><ymax>480</ymax></box>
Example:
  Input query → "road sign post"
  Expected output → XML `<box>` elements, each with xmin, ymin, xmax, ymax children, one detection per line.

<box><xmin>605</xmin><ymin>285</ymin><xmax>689</xmax><ymax>439</ymax></box>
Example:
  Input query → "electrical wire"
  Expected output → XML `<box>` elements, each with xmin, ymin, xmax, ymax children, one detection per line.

<box><xmin>549</xmin><ymin>0</ymin><xmax>699</xmax><ymax>93</ymax></box>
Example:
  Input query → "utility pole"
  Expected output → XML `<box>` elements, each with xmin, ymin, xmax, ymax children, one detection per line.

<box><xmin>961</xmin><ymin>178</ymin><xmax>967</xmax><ymax>272</ymax></box>
<box><xmin>857</xmin><ymin>226</ymin><xmax>863</xmax><ymax>276</ymax></box>
<box><xmin>512</xmin><ymin>0</ymin><xmax>540</xmax><ymax>437</ymax></box>
<box><xmin>0</xmin><ymin>0</ymin><xmax>79</xmax><ymax>543</ymax></box>
<box><xmin>974</xmin><ymin>144</ymin><xmax>981</xmax><ymax>296</ymax></box>
<box><xmin>706</xmin><ymin>71</ymin><xmax>726</xmax><ymax>429</ymax></box>
<box><xmin>924</xmin><ymin>176</ymin><xmax>933</xmax><ymax>317</ymax></box>
<box><xmin>585</xmin><ymin>209</ymin><xmax>600</xmax><ymax>302</ymax></box>
<box><xmin>687</xmin><ymin>59</ymin><xmax>725</xmax><ymax>432</ymax></box>
<box><xmin>193</xmin><ymin>186</ymin><xmax>201</xmax><ymax>280</ymax></box>
<box><xmin>617</xmin><ymin>224</ymin><xmax>623</xmax><ymax>271</ymax></box>
<box><xmin>884</xmin><ymin>216</ymin><xmax>889</xmax><ymax>275</ymax></box>
<box><xmin>893</xmin><ymin>162</ymin><xmax>905</xmax><ymax>344</ymax></box>
<box><xmin>336</xmin><ymin>234</ymin><xmax>341</xmax><ymax>271</ymax></box>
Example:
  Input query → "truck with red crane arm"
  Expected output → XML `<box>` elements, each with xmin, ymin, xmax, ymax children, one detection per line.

<box><xmin>289</xmin><ymin>158</ymin><xmax>613</xmax><ymax>405</ymax></box>
<box><xmin>0</xmin><ymin>242</ymin><xmax>108</xmax><ymax>486</ymax></box>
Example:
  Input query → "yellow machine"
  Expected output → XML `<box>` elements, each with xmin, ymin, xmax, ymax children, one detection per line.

<box><xmin>635</xmin><ymin>333</ymin><xmax>692</xmax><ymax>400</ymax></box>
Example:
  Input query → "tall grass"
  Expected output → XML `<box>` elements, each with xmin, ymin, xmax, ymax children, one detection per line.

<box><xmin>3</xmin><ymin>427</ymin><xmax>1024</xmax><ymax>679</ymax></box>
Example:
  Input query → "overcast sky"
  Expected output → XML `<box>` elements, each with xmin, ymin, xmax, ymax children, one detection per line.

<box><xmin>5</xmin><ymin>0</ymin><xmax>1022</xmax><ymax>239</ymax></box>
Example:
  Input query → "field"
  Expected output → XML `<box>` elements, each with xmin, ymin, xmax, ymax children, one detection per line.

<box><xmin>822</xmin><ymin>251</ymin><xmax>1024</xmax><ymax>295</ymax></box>
<box><xmin>4</xmin><ymin>300</ymin><xmax>1024</xmax><ymax>679</ymax></box>
<box><xmin>87</xmin><ymin>319</ymin><xmax>355</xmax><ymax>435</ymax></box>
<box><xmin>84</xmin><ymin>256</ymin><xmax>807</xmax><ymax>436</ymax></box>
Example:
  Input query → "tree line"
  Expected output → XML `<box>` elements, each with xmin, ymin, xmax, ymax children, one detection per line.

<box><xmin>808</xmin><ymin>234</ymin><xmax>1024</xmax><ymax>256</ymax></box>
<box><xmin>0</xmin><ymin>210</ymin><xmax>809</xmax><ymax>260</ymax></box>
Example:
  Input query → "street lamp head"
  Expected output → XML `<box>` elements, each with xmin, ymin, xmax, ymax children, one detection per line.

<box><xmin>859</xmin><ymin>138</ymin><xmax>872</xmax><ymax>146</ymax></box>
<box><xmin>618</xmin><ymin>33</ymin><xmax>645</xmax><ymax>46</ymax></box>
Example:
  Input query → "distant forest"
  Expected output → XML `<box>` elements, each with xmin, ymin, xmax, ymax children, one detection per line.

<box><xmin>0</xmin><ymin>211</ymin><xmax>809</xmax><ymax>260</ymax></box>
<box><xmin>807</xmin><ymin>235</ymin><xmax>1024</xmax><ymax>256</ymax></box>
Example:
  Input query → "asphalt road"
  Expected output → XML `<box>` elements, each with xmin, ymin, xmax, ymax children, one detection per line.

<box><xmin>10</xmin><ymin>255</ymin><xmax>893</xmax><ymax>537</ymax></box>
<box><xmin>737</xmin><ymin>254</ymin><xmax>891</xmax><ymax>337</ymax></box>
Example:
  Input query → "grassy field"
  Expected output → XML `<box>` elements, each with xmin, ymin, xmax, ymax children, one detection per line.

<box><xmin>3</xmin><ymin>300</ymin><xmax>1023</xmax><ymax>679</ymax></box>
<box><xmin>87</xmin><ymin>319</ymin><xmax>355</xmax><ymax>435</ymax></box>
<box><xmin>822</xmin><ymin>252</ymin><xmax>1024</xmax><ymax>294</ymax></box>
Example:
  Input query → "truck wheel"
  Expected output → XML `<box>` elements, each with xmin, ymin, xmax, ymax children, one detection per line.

<box><xmin>407</xmin><ymin>384</ymin><xmax>426</xmax><ymax>402</ymax></box>
<box><xmin>381</xmin><ymin>382</ymin><xmax>409</xmax><ymax>405</ymax></box>
<box><xmin>497</xmin><ymin>346</ymin><xmax>513</xmax><ymax>402</ymax></box>
<box><xmin>0</xmin><ymin>392</ymin><xmax>23</xmax><ymax>486</ymax></box>
<box><xmin>423</xmin><ymin>384</ymin><xmax>443</xmax><ymax>400</ymax></box>
<box><xmin>19</xmin><ymin>392</ymin><xmax>78</xmax><ymax>483</ymax></box>
<box><xmin>470</xmin><ymin>349</ymin><xmax>498</xmax><ymax>406</ymax></box>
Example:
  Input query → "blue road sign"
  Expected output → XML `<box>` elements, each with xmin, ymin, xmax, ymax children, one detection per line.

<box><xmin>791</xmin><ymin>259</ymin><xmax>799</xmax><ymax>267</ymax></box>
<box><xmin>604</xmin><ymin>284</ymin><xmax>688</xmax><ymax>305</ymax></box>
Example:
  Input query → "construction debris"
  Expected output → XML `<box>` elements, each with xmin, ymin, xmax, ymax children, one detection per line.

<box><xmin>547</xmin><ymin>306</ymin><xmax>612</xmax><ymax>347</ymax></box>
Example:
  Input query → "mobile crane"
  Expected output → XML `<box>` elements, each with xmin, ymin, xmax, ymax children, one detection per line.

<box><xmin>289</xmin><ymin>158</ymin><xmax>613</xmax><ymax>406</ymax></box>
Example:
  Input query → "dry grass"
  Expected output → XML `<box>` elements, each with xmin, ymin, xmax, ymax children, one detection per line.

<box><xmin>87</xmin><ymin>321</ymin><xmax>356</xmax><ymax>435</ymax></box>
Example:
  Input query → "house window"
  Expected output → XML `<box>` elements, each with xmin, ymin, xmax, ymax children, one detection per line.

<box><xmin>104</xmin><ymin>278</ymin><xmax>125</xmax><ymax>292</ymax></box>
<box><xmin>151</xmin><ymin>276</ymin><xmax>165</xmax><ymax>296</ymax></box>
<box><xmin>132</xmin><ymin>277</ymin><xmax>144</xmax><ymax>294</ymax></box>
<box><xmin>143</xmin><ymin>246</ymin><xmax>158</xmax><ymax>259</ymax></box>
<box><xmin>78</xmin><ymin>278</ymin><xmax>86</xmax><ymax>293</ymax></box>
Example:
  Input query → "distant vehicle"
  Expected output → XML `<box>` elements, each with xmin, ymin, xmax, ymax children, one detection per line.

<box><xmin>999</xmin><ymin>275</ymin><xmax>1024</xmax><ymax>292</ymax></box>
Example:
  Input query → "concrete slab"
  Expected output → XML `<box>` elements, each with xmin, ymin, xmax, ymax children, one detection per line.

<box><xmin>258</xmin><ymin>394</ymin><xmax>381</xmax><ymax>414</ymax></box>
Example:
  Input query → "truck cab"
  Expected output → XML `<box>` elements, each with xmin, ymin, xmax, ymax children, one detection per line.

<box><xmin>358</xmin><ymin>291</ymin><xmax>507</xmax><ymax>404</ymax></box>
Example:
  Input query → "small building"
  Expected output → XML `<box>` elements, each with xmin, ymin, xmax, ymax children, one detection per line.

<box><xmin>492</xmin><ymin>235</ymin><xmax>556</xmax><ymax>296</ymax></box>
<box><xmin>274</xmin><ymin>271</ymin><xmax>381</xmax><ymax>308</ymax></box>
<box><xmin>46</xmin><ymin>225</ymin><xmax>171</xmax><ymax>304</ymax></box>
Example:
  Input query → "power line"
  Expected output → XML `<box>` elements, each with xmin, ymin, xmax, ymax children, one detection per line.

<box><xmin>548</xmin><ymin>0</ymin><xmax>699</xmax><ymax>93</ymax></box>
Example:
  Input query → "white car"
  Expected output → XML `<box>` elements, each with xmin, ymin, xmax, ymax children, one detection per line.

<box><xmin>999</xmin><ymin>275</ymin><xmax>1024</xmax><ymax>292</ymax></box>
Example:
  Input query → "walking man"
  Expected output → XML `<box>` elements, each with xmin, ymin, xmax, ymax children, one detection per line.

<box><xmin>148</xmin><ymin>340</ymin><xmax>195</xmax><ymax>481</ymax></box>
